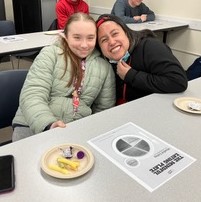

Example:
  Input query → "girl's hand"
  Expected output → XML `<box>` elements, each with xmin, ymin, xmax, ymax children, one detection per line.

<box><xmin>50</xmin><ymin>120</ymin><xmax>66</xmax><ymax>129</ymax></box>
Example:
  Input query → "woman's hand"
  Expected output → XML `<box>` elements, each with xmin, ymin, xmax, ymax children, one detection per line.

<box><xmin>50</xmin><ymin>120</ymin><xmax>66</xmax><ymax>129</ymax></box>
<box><xmin>117</xmin><ymin>61</ymin><xmax>131</xmax><ymax>80</ymax></box>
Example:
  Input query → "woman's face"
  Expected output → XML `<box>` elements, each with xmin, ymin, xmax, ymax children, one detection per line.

<box><xmin>66</xmin><ymin>21</ymin><xmax>96</xmax><ymax>59</ymax></box>
<box><xmin>97</xmin><ymin>21</ymin><xmax>129</xmax><ymax>61</ymax></box>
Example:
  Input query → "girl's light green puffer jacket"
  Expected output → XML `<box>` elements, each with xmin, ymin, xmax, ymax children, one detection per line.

<box><xmin>12</xmin><ymin>43</ymin><xmax>116</xmax><ymax>134</ymax></box>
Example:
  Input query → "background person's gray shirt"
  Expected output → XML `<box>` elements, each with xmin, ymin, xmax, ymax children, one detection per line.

<box><xmin>111</xmin><ymin>0</ymin><xmax>155</xmax><ymax>23</ymax></box>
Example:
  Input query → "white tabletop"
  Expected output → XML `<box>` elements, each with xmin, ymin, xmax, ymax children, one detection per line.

<box><xmin>0</xmin><ymin>78</ymin><xmax>201</xmax><ymax>202</ymax></box>
<box><xmin>127</xmin><ymin>19</ymin><xmax>188</xmax><ymax>43</ymax></box>
<box><xmin>127</xmin><ymin>19</ymin><xmax>188</xmax><ymax>32</ymax></box>
<box><xmin>0</xmin><ymin>30</ymin><xmax>62</xmax><ymax>56</ymax></box>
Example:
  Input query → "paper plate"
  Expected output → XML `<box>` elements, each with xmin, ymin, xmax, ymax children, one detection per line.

<box><xmin>41</xmin><ymin>144</ymin><xmax>94</xmax><ymax>179</ymax></box>
<box><xmin>44</xmin><ymin>30</ymin><xmax>63</xmax><ymax>35</ymax></box>
<box><xmin>173</xmin><ymin>97</ymin><xmax>201</xmax><ymax>114</ymax></box>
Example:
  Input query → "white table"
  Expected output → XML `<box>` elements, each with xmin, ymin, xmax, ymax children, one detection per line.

<box><xmin>127</xmin><ymin>19</ymin><xmax>189</xmax><ymax>43</ymax></box>
<box><xmin>0</xmin><ymin>78</ymin><xmax>201</xmax><ymax>202</ymax></box>
<box><xmin>0</xmin><ymin>31</ymin><xmax>61</xmax><ymax>57</ymax></box>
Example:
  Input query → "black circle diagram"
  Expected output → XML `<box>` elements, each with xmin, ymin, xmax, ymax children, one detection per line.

<box><xmin>115</xmin><ymin>136</ymin><xmax>151</xmax><ymax>157</ymax></box>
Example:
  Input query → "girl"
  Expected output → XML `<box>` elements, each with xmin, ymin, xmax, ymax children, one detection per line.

<box><xmin>12</xmin><ymin>13</ymin><xmax>115</xmax><ymax>141</ymax></box>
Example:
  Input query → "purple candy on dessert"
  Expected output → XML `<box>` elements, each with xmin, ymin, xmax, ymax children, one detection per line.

<box><xmin>77</xmin><ymin>151</ymin><xmax>85</xmax><ymax>159</ymax></box>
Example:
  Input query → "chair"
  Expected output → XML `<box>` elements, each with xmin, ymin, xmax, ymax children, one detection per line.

<box><xmin>0</xmin><ymin>20</ymin><xmax>38</xmax><ymax>69</ymax></box>
<box><xmin>0</xmin><ymin>69</ymin><xmax>28</xmax><ymax>145</ymax></box>
<box><xmin>0</xmin><ymin>20</ymin><xmax>16</xmax><ymax>36</ymax></box>
<box><xmin>48</xmin><ymin>19</ymin><xmax>58</xmax><ymax>31</ymax></box>
<box><xmin>0</xmin><ymin>20</ymin><xmax>16</xmax><ymax>68</ymax></box>
<box><xmin>186</xmin><ymin>56</ymin><xmax>201</xmax><ymax>81</ymax></box>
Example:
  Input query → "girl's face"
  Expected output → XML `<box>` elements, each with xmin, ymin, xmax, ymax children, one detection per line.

<box><xmin>97</xmin><ymin>21</ymin><xmax>129</xmax><ymax>61</ymax></box>
<box><xmin>66</xmin><ymin>21</ymin><xmax>96</xmax><ymax>59</ymax></box>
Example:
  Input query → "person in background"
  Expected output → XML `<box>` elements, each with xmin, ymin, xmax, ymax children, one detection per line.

<box><xmin>111</xmin><ymin>0</ymin><xmax>155</xmax><ymax>24</ymax></box>
<box><xmin>56</xmin><ymin>0</ymin><xmax>89</xmax><ymax>29</ymax></box>
<box><xmin>96</xmin><ymin>14</ymin><xmax>188</xmax><ymax>105</ymax></box>
<box><xmin>12</xmin><ymin>13</ymin><xmax>115</xmax><ymax>141</ymax></box>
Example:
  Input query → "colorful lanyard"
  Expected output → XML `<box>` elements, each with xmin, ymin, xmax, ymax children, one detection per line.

<box><xmin>72</xmin><ymin>59</ymin><xmax>86</xmax><ymax>115</ymax></box>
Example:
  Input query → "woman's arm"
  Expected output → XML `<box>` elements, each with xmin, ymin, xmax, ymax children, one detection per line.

<box><xmin>124</xmin><ymin>38</ymin><xmax>188</xmax><ymax>93</ymax></box>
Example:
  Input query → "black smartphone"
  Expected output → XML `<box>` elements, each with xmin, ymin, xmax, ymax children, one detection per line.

<box><xmin>0</xmin><ymin>155</ymin><xmax>15</xmax><ymax>193</ymax></box>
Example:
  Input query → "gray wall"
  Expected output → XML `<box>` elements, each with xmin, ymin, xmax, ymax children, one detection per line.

<box><xmin>0</xmin><ymin>0</ymin><xmax>6</xmax><ymax>20</ymax></box>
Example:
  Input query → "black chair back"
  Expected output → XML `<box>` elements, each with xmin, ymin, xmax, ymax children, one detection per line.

<box><xmin>0</xmin><ymin>20</ymin><xmax>16</xmax><ymax>66</ymax></box>
<box><xmin>48</xmin><ymin>19</ymin><xmax>58</xmax><ymax>31</ymax></box>
<box><xmin>0</xmin><ymin>69</ymin><xmax>28</xmax><ymax>128</ymax></box>
<box><xmin>0</xmin><ymin>20</ymin><xmax>16</xmax><ymax>36</ymax></box>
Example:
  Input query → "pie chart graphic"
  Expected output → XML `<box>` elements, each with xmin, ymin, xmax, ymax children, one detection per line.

<box><xmin>113</xmin><ymin>135</ymin><xmax>152</xmax><ymax>158</ymax></box>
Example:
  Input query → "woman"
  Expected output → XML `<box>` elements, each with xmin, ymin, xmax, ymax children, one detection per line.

<box><xmin>12</xmin><ymin>13</ymin><xmax>115</xmax><ymax>141</ymax></box>
<box><xmin>96</xmin><ymin>14</ymin><xmax>188</xmax><ymax>104</ymax></box>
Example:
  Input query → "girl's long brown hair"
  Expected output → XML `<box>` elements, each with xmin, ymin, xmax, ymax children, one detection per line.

<box><xmin>60</xmin><ymin>13</ymin><xmax>96</xmax><ymax>89</ymax></box>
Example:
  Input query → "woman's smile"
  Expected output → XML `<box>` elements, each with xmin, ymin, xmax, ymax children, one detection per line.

<box><xmin>110</xmin><ymin>45</ymin><xmax>121</xmax><ymax>53</ymax></box>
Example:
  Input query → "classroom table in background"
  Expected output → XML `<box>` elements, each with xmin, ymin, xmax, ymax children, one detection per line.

<box><xmin>127</xmin><ymin>19</ymin><xmax>189</xmax><ymax>43</ymax></box>
<box><xmin>0</xmin><ymin>30</ymin><xmax>63</xmax><ymax>57</ymax></box>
